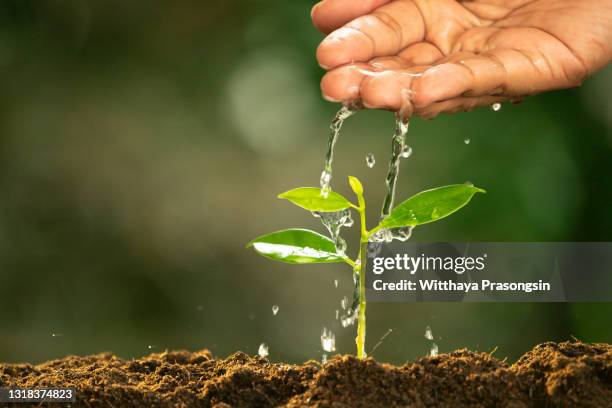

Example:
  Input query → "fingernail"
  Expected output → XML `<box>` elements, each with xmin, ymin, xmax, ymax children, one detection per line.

<box><xmin>322</xmin><ymin>93</ymin><xmax>340</xmax><ymax>102</ymax></box>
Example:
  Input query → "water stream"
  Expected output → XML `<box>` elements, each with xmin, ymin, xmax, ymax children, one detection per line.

<box><xmin>320</xmin><ymin>105</ymin><xmax>357</xmax><ymax>198</ymax></box>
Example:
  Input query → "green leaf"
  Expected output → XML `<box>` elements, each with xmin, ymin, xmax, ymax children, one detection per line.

<box><xmin>247</xmin><ymin>228</ymin><xmax>347</xmax><ymax>264</ymax></box>
<box><xmin>348</xmin><ymin>176</ymin><xmax>363</xmax><ymax>196</ymax></box>
<box><xmin>379</xmin><ymin>184</ymin><xmax>485</xmax><ymax>229</ymax></box>
<box><xmin>278</xmin><ymin>187</ymin><xmax>352</xmax><ymax>212</ymax></box>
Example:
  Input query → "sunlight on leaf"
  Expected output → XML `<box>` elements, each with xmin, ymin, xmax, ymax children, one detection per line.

<box><xmin>278</xmin><ymin>187</ymin><xmax>352</xmax><ymax>211</ymax></box>
<box><xmin>379</xmin><ymin>184</ymin><xmax>485</xmax><ymax>229</ymax></box>
<box><xmin>247</xmin><ymin>228</ymin><xmax>347</xmax><ymax>263</ymax></box>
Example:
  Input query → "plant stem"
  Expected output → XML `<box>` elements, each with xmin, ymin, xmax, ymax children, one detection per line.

<box><xmin>356</xmin><ymin>239</ymin><xmax>367</xmax><ymax>358</ymax></box>
<box><xmin>355</xmin><ymin>190</ymin><xmax>368</xmax><ymax>359</ymax></box>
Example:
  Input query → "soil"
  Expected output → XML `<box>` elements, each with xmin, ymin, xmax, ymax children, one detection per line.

<box><xmin>0</xmin><ymin>341</ymin><xmax>610</xmax><ymax>407</ymax></box>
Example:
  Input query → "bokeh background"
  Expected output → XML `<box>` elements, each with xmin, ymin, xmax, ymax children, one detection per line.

<box><xmin>0</xmin><ymin>0</ymin><xmax>611</xmax><ymax>365</ymax></box>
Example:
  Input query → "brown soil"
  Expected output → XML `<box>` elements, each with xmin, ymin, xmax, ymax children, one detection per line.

<box><xmin>0</xmin><ymin>341</ymin><xmax>610</xmax><ymax>407</ymax></box>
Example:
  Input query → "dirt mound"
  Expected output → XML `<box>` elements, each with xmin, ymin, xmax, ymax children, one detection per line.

<box><xmin>0</xmin><ymin>341</ymin><xmax>610</xmax><ymax>407</ymax></box>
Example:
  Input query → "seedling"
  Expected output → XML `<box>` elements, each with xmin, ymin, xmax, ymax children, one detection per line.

<box><xmin>247</xmin><ymin>177</ymin><xmax>484</xmax><ymax>358</ymax></box>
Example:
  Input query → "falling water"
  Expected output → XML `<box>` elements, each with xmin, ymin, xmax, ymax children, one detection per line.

<box><xmin>321</xmin><ymin>327</ymin><xmax>336</xmax><ymax>362</ymax></box>
<box><xmin>424</xmin><ymin>326</ymin><xmax>433</xmax><ymax>340</ymax></box>
<box><xmin>312</xmin><ymin>209</ymin><xmax>353</xmax><ymax>254</ymax></box>
<box><xmin>320</xmin><ymin>105</ymin><xmax>357</xmax><ymax>198</ymax></box>
<box><xmin>430</xmin><ymin>343</ymin><xmax>439</xmax><ymax>357</ymax></box>
<box><xmin>381</xmin><ymin>116</ymin><xmax>409</xmax><ymax>217</ymax></box>
<box><xmin>370</xmin><ymin>114</ymin><xmax>414</xmax><ymax>243</ymax></box>
<box><xmin>258</xmin><ymin>343</ymin><xmax>269</xmax><ymax>358</ymax></box>
<box><xmin>365</xmin><ymin>153</ymin><xmax>375</xmax><ymax>168</ymax></box>
<box><xmin>425</xmin><ymin>325</ymin><xmax>438</xmax><ymax>356</ymax></box>
<box><xmin>272</xmin><ymin>305</ymin><xmax>279</xmax><ymax>316</ymax></box>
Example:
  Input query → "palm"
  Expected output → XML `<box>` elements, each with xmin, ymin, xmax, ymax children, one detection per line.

<box><xmin>312</xmin><ymin>0</ymin><xmax>612</xmax><ymax>117</ymax></box>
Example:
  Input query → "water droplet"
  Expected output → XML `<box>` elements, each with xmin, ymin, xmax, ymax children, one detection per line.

<box><xmin>431</xmin><ymin>208</ymin><xmax>440</xmax><ymax>220</ymax></box>
<box><xmin>391</xmin><ymin>226</ymin><xmax>413</xmax><ymax>241</ymax></box>
<box><xmin>491</xmin><ymin>102</ymin><xmax>502</xmax><ymax>112</ymax></box>
<box><xmin>369</xmin><ymin>228</ymin><xmax>393</xmax><ymax>243</ymax></box>
<box><xmin>322</xmin><ymin>353</ymin><xmax>328</xmax><ymax>364</ymax></box>
<box><xmin>147</xmin><ymin>345</ymin><xmax>156</xmax><ymax>350</ymax></box>
<box><xmin>367</xmin><ymin>242</ymin><xmax>383</xmax><ymax>257</ymax></box>
<box><xmin>51</xmin><ymin>333</ymin><xmax>62</xmax><ymax>337</ymax></box>
<box><xmin>341</xmin><ymin>296</ymin><xmax>348</xmax><ymax>310</ymax></box>
<box><xmin>365</xmin><ymin>153</ymin><xmax>376</xmax><ymax>168</ymax></box>
<box><xmin>335</xmin><ymin>236</ymin><xmax>347</xmax><ymax>255</ymax></box>
<box><xmin>272</xmin><ymin>305</ymin><xmax>279</xmax><ymax>316</ymax></box>
<box><xmin>334</xmin><ymin>279</ymin><xmax>338</xmax><ymax>288</ymax></box>
<box><xmin>430</xmin><ymin>343</ymin><xmax>439</xmax><ymax>357</ymax></box>
<box><xmin>424</xmin><ymin>326</ymin><xmax>434</xmax><ymax>340</ymax></box>
<box><xmin>464</xmin><ymin>138</ymin><xmax>471</xmax><ymax>145</ymax></box>
<box><xmin>313</xmin><ymin>209</ymin><xmax>352</xmax><ymax>243</ymax></box>
<box><xmin>340</xmin><ymin>307</ymin><xmax>358</xmax><ymax>327</ymax></box>
<box><xmin>321</xmin><ymin>327</ymin><xmax>336</xmax><ymax>352</ymax></box>
<box><xmin>401</xmin><ymin>145</ymin><xmax>413</xmax><ymax>158</ymax></box>
<box><xmin>335</xmin><ymin>310</ymin><xmax>339</xmax><ymax>320</ymax></box>
<box><xmin>258</xmin><ymin>343</ymin><xmax>269</xmax><ymax>358</ymax></box>
<box><xmin>343</xmin><ymin>212</ymin><xmax>354</xmax><ymax>228</ymax></box>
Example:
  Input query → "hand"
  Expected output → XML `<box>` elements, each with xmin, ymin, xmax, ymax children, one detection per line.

<box><xmin>312</xmin><ymin>0</ymin><xmax>612</xmax><ymax>118</ymax></box>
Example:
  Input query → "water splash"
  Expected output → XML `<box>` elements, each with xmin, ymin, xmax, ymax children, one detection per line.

<box><xmin>424</xmin><ymin>326</ymin><xmax>433</xmax><ymax>340</ymax></box>
<box><xmin>272</xmin><ymin>305</ymin><xmax>279</xmax><ymax>316</ymax></box>
<box><xmin>320</xmin><ymin>105</ymin><xmax>357</xmax><ymax>197</ymax></box>
<box><xmin>321</xmin><ymin>327</ymin><xmax>336</xmax><ymax>352</ymax></box>
<box><xmin>430</xmin><ymin>343</ymin><xmax>439</xmax><ymax>356</ymax></box>
<box><xmin>312</xmin><ymin>209</ymin><xmax>353</xmax><ymax>254</ymax></box>
<box><xmin>425</xmin><ymin>325</ymin><xmax>438</xmax><ymax>356</ymax></box>
<box><xmin>341</xmin><ymin>296</ymin><xmax>348</xmax><ymax>310</ymax></box>
<box><xmin>491</xmin><ymin>102</ymin><xmax>502</xmax><ymax>112</ymax></box>
<box><xmin>340</xmin><ymin>306</ymin><xmax>359</xmax><ymax>328</ymax></box>
<box><xmin>464</xmin><ymin>138</ymin><xmax>471</xmax><ymax>145</ymax></box>
<box><xmin>258</xmin><ymin>343</ymin><xmax>269</xmax><ymax>358</ymax></box>
<box><xmin>401</xmin><ymin>145</ymin><xmax>412</xmax><ymax>158</ymax></box>
<box><xmin>365</xmin><ymin>153</ymin><xmax>375</xmax><ymax>168</ymax></box>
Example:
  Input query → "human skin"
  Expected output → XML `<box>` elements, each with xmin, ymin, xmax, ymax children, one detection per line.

<box><xmin>311</xmin><ymin>0</ymin><xmax>612</xmax><ymax>118</ymax></box>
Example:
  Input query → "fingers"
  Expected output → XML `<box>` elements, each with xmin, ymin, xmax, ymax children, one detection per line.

<box><xmin>398</xmin><ymin>42</ymin><xmax>444</xmax><ymax>65</ymax></box>
<box><xmin>316</xmin><ymin>0</ymin><xmax>425</xmax><ymax>69</ymax></box>
<box><xmin>321</xmin><ymin>58</ymin><xmax>428</xmax><ymax>117</ymax></box>
<box><xmin>410</xmin><ymin>53</ymin><xmax>507</xmax><ymax>107</ymax></box>
<box><xmin>311</xmin><ymin>0</ymin><xmax>392</xmax><ymax>34</ymax></box>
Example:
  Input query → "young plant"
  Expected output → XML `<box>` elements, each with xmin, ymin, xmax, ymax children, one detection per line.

<box><xmin>247</xmin><ymin>177</ymin><xmax>484</xmax><ymax>358</ymax></box>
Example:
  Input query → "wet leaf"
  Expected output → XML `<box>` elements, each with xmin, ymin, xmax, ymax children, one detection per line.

<box><xmin>278</xmin><ymin>187</ymin><xmax>352</xmax><ymax>212</ymax></box>
<box><xmin>247</xmin><ymin>228</ymin><xmax>347</xmax><ymax>264</ymax></box>
<box><xmin>379</xmin><ymin>184</ymin><xmax>485</xmax><ymax>229</ymax></box>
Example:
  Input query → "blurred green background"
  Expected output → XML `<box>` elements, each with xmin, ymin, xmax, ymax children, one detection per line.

<box><xmin>0</xmin><ymin>0</ymin><xmax>610</xmax><ymax>365</ymax></box>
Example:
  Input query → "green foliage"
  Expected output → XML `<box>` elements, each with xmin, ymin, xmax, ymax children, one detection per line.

<box><xmin>250</xmin><ymin>177</ymin><xmax>485</xmax><ymax>359</ymax></box>
<box><xmin>247</xmin><ymin>228</ymin><xmax>347</xmax><ymax>264</ymax></box>
<box><xmin>278</xmin><ymin>187</ymin><xmax>353</xmax><ymax>212</ymax></box>
<box><xmin>379</xmin><ymin>184</ymin><xmax>485</xmax><ymax>229</ymax></box>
